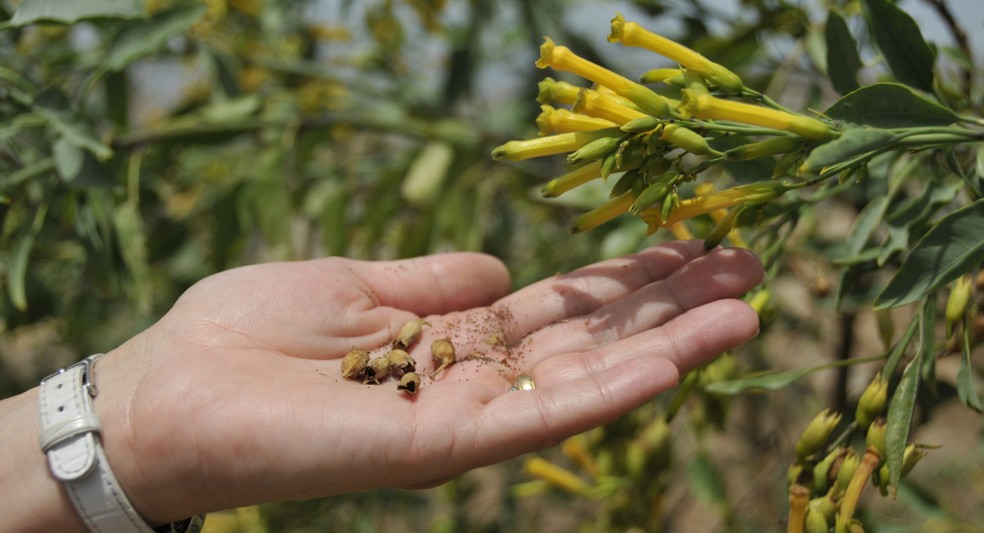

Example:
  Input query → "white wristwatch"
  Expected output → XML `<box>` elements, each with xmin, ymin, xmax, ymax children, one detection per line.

<box><xmin>39</xmin><ymin>354</ymin><xmax>205</xmax><ymax>533</ymax></box>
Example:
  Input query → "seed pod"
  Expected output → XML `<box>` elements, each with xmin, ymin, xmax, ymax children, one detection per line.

<box><xmin>795</xmin><ymin>409</ymin><xmax>842</xmax><ymax>461</ymax></box>
<box><xmin>388</xmin><ymin>348</ymin><xmax>416</xmax><ymax>375</ymax></box>
<box><xmin>430</xmin><ymin>338</ymin><xmax>456</xmax><ymax>378</ymax></box>
<box><xmin>364</xmin><ymin>355</ymin><xmax>391</xmax><ymax>384</ymax></box>
<box><xmin>855</xmin><ymin>373</ymin><xmax>888</xmax><ymax>429</ymax></box>
<box><xmin>393</xmin><ymin>319</ymin><xmax>428</xmax><ymax>350</ymax></box>
<box><xmin>340</xmin><ymin>349</ymin><xmax>370</xmax><ymax>379</ymax></box>
<box><xmin>397</xmin><ymin>372</ymin><xmax>421</xmax><ymax>395</ymax></box>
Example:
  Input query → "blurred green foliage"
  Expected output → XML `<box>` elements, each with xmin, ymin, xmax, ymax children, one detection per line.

<box><xmin>2</xmin><ymin>0</ymin><xmax>983</xmax><ymax>531</ymax></box>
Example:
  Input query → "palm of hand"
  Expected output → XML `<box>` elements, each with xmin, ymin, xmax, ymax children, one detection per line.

<box><xmin>121</xmin><ymin>242</ymin><xmax>761</xmax><ymax>514</ymax></box>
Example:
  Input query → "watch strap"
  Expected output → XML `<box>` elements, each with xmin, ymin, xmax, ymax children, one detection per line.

<box><xmin>39</xmin><ymin>355</ymin><xmax>156</xmax><ymax>533</ymax></box>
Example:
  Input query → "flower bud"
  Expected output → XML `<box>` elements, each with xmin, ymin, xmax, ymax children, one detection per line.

<box><xmin>640</xmin><ymin>68</ymin><xmax>685</xmax><ymax>86</ymax></box>
<box><xmin>812</xmin><ymin>446</ymin><xmax>848</xmax><ymax>494</ymax></box>
<box><xmin>536</xmin><ymin>105</ymin><xmax>617</xmax><ymax>134</ymax></box>
<box><xmin>725</xmin><ymin>136</ymin><xmax>804</xmax><ymax>161</ymax></box>
<box><xmin>566</xmin><ymin>135</ymin><xmax>623</xmax><ymax>165</ymax></box>
<box><xmin>796</xmin><ymin>409</ymin><xmax>842</xmax><ymax>461</ymax></box>
<box><xmin>523</xmin><ymin>457</ymin><xmax>593</xmax><ymax>496</ymax></box>
<box><xmin>541</xmin><ymin>161</ymin><xmax>603</xmax><ymax>198</ymax></box>
<box><xmin>855</xmin><ymin>374</ymin><xmax>888</xmax><ymax>429</ymax></box>
<box><xmin>804</xmin><ymin>504</ymin><xmax>830</xmax><ymax>533</ymax></box>
<box><xmin>831</xmin><ymin>448</ymin><xmax>859</xmax><ymax>497</ymax></box>
<box><xmin>680</xmin><ymin>90</ymin><xmax>834</xmax><ymax>141</ymax></box>
<box><xmin>865</xmin><ymin>419</ymin><xmax>887</xmax><ymax>458</ymax></box>
<box><xmin>536</xmin><ymin>77</ymin><xmax>582</xmax><ymax>105</ymax></box>
<box><xmin>659</xmin><ymin>124</ymin><xmax>717</xmax><ymax>155</ymax></box>
<box><xmin>491</xmin><ymin>129</ymin><xmax>620</xmax><ymax>162</ymax></box>
<box><xmin>945</xmin><ymin>275</ymin><xmax>973</xmax><ymax>336</ymax></box>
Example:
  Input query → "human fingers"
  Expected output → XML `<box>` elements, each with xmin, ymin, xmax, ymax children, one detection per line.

<box><xmin>348</xmin><ymin>252</ymin><xmax>511</xmax><ymax>316</ymax></box>
<box><xmin>444</xmin><ymin>299</ymin><xmax>759</xmax><ymax>468</ymax></box>
<box><xmin>516</xmin><ymin>247</ymin><xmax>762</xmax><ymax>361</ymax></box>
<box><xmin>488</xmin><ymin>241</ymin><xmax>710</xmax><ymax>343</ymax></box>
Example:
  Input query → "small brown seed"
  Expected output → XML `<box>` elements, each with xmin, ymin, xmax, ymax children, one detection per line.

<box><xmin>394</xmin><ymin>319</ymin><xmax>429</xmax><ymax>349</ymax></box>
<box><xmin>388</xmin><ymin>349</ymin><xmax>416</xmax><ymax>375</ymax></box>
<box><xmin>340</xmin><ymin>349</ymin><xmax>370</xmax><ymax>379</ymax></box>
<box><xmin>397</xmin><ymin>372</ymin><xmax>421</xmax><ymax>395</ymax></box>
<box><xmin>430</xmin><ymin>337</ymin><xmax>456</xmax><ymax>379</ymax></box>
<box><xmin>364</xmin><ymin>355</ymin><xmax>391</xmax><ymax>384</ymax></box>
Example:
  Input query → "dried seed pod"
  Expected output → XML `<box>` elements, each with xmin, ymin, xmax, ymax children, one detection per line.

<box><xmin>394</xmin><ymin>319</ymin><xmax>429</xmax><ymax>349</ymax></box>
<box><xmin>364</xmin><ymin>355</ymin><xmax>391</xmax><ymax>385</ymax></box>
<box><xmin>388</xmin><ymin>349</ymin><xmax>416</xmax><ymax>375</ymax></box>
<box><xmin>430</xmin><ymin>337</ymin><xmax>456</xmax><ymax>378</ymax></box>
<box><xmin>397</xmin><ymin>372</ymin><xmax>421</xmax><ymax>395</ymax></box>
<box><xmin>340</xmin><ymin>349</ymin><xmax>370</xmax><ymax>379</ymax></box>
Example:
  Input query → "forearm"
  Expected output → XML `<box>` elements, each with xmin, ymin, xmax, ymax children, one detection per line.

<box><xmin>0</xmin><ymin>388</ymin><xmax>88</xmax><ymax>533</ymax></box>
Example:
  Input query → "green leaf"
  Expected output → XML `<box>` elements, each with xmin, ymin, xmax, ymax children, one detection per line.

<box><xmin>876</xmin><ymin>182</ymin><xmax>960</xmax><ymax>267</ymax></box>
<box><xmin>884</xmin><ymin>313</ymin><xmax>919</xmax><ymax>378</ymax></box>
<box><xmin>686</xmin><ymin>451</ymin><xmax>727</xmax><ymax>507</ymax></box>
<box><xmin>33</xmin><ymin>90</ymin><xmax>113</xmax><ymax>160</ymax></box>
<box><xmin>824</xmin><ymin>11</ymin><xmax>862</xmax><ymax>95</ymax></box>
<box><xmin>826</xmin><ymin>83</ymin><xmax>958</xmax><ymax>128</ymax></box>
<box><xmin>886</xmin><ymin>314</ymin><xmax>924</xmax><ymax>492</ymax></box>
<box><xmin>115</xmin><ymin>203</ymin><xmax>152</xmax><ymax>313</ymax></box>
<box><xmin>800</xmin><ymin>128</ymin><xmax>897</xmax><ymax>174</ymax></box>
<box><xmin>860</xmin><ymin>0</ymin><xmax>936</xmax><ymax>93</ymax></box>
<box><xmin>958</xmin><ymin>319</ymin><xmax>984</xmax><ymax>412</ymax></box>
<box><xmin>102</xmin><ymin>5</ymin><xmax>207</xmax><ymax>73</ymax></box>
<box><xmin>702</xmin><ymin>367</ymin><xmax>813</xmax><ymax>395</ymax></box>
<box><xmin>10</xmin><ymin>0</ymin><xmax>143</xmax><ymax>26</ymax></box>
<box><xmin>6</xmin><ymin>232</ymin><xmax>35</xmax><ymax>311</ymax></box>
<box><xmin>835</xmin><ymin>195</ymin><xmax>888</xmax><ymax>265</ymax></box>
<box><xmin>875</xmin><ymin>198</ymin><xmax>984</xmax><ymax>309</ymax></box>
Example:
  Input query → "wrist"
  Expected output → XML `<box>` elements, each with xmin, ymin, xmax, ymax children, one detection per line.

<box><xmin>0</xmin><ymin>388</ymin><xmax>88</xmax><ymax>532</ymax></box>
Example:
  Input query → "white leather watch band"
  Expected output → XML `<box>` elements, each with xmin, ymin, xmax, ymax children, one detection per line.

<box><xmin>39</xmin><ymin>354</ymin><xmax>156</xmax><ymax>533</ymax></box>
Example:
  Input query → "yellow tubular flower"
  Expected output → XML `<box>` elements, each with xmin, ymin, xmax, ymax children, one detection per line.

<box><xmin>609</xmin><ymin>13</ymin><xmax>744</xmax><ymax>92</ymax></box>
<box><xmin>641</xmin><ymin>181</ymin><xmax>792</xmax><ymax>234</ymax></box>
<box><xmin>537</xmin><ymin>77</ymin><xmax>583</xmax><ymax>106</ymax></box>
<box><xmin>537</xmin><ymin>105</ymin><xmax>618</xmax><ymax>134</ymax></box>
<box><xmin>523</xmin><ymin>457</ymin><xmax>593</xmax><ymax>496</ymax></box>
<box><xmin>574</xmin><ymin>89</ymin><xmax>649</xmax><ymax>124</ymax></box>
<box><xmin>681</xmin><ymin>90</ymin><xmax>834</xmax><ymax>141</ymax></box>
<box><xmin>667</xmin><ymin>221</ymin><xmax>694</xmax><ymax>240</ymax></box>
<box><xmin>571</xmin><ymin>190</ymin><xmax>635</xmax><ymax>233</ymax></box>
<box><xmin>491</xmin><ymin>128</ymin><xmax>620</xmax><ymax>161</ymax></box>
<box><xmin>541</xmin><ymin>161</ymin><xmax>603</xmax><ymax>197</ymax></box>
<box><xmin>537</xmin><ymin>38</ymin><xmax>670</xmax><ymax>117</ymax></box>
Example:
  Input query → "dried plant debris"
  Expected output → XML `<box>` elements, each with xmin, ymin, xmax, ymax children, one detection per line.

<box><xmin>394</xmin><ymin>319</ymin><xmax>429</xmax><ymax>350</ymax></box>
<box><xmin>398</xmin><ymin>372</ymin><xmax>421</xmax><ymax>395</ymax></box>
<box><xmin>340</xmin><ymin>349</ymin><xmax>370</xmax><ymax>379</ymax></box>
<box><xmin>388</xmin><ymin>349</ymin><xmax>416</xmax><ymax>374</ymax></box>
<box><xmin>364</xmin><ymin>354</ymin><xmax>391</xmax><ymax>384</ymax></box>
<box><xmin>430</xmin><ymin>337</ymin><xmax>456</xmax><ymax>379</ymax></box>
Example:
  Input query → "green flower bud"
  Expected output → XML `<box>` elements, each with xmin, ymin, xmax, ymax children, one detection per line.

<box><xmin>796</xmin><ymin>409</ymin><xmax>842</xmax><ymax>461</ymax></box>
<box><xmin>865</xmin><ymin>419</ymin><xmax>887</xmax><ymax>458</ymax></box>
<box><xmin>946</xmin><ymin>275</ymin><xmax>973</xmax><ymax>336</ymax></box>
<box><xmin>725</xmin><ymin>136</ymin><xmax>804</xmax><ymax>161</ymax></box>
<box><xmin>832</xmin><ymin>449</ymin><xmax>859</xmax><ymax>497</ymax></box>
<box><xmin>804</xmin><ymin>504</ymin><xmax>830</xmax><ymax>533</ymax></box>
<box><xmin>812</xmin><ymin>447</ymin><xmax>847</xmax><ymax>495</ymax></box>
<box><xmin>855</xmin><ymin>374</ymin><xmax>888</xmax><ymax>429</ymax></box>
<box><xmin>567</xmin><ymin>135</ymin><xmax>623</xmax><ymax>165</ymax></box>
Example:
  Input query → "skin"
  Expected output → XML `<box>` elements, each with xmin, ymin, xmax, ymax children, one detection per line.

<box><xmin>0</xmin><ymin>241</ymin><xmax>763</xmax><ymax>531</ymax></box>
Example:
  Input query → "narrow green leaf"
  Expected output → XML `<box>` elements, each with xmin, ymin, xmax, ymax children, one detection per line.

<box><xmin>884</xmin><ymin>315</ymin><xmax>919</xmax><ymax>378</ymax></box>
<box><xmin>686</xmin><ymin>451</ymin><xmax>727</xmax><ymax>506</ymax></box>
<box><xmin>835</xmin><ymin>195</ymin><xmax>888</xmax><ymax>265</ymax></box>
<box><xmin>6</xmin><ymin>233</ymin><xmax>35</xmax><ymax>311</ymax></box>
<box><xmin>957</xmin><ymin>318</ymin><xmax>983</xmax><ymax>412</ymax></box>
<box><xmin>800</xmin><ymin>128</ymin><xmax>897</xmax><ymax>174</ymax></box>
<box><xmin>918</xmin><ymin>297</ymin><xmax>938</xmax><ymax>394</ymax></box>
<box><xmin>33</xmin><ymin>90</ymin><xmax>113</xmax><ymax>160</ymax></box>
<box><xmin>861</xmin><ymin>0</ymin><xmax>936</xmax><ymax>93</ymax></box>
<box><xmin>825</xmin><ymin>83</ymin><xmax>958</xmax><ymax>128</ymax></box>
<box><xmin>824</xmin><ymin>11</ymin><xmax>862</xmax><ymax>95</ymax></box>
<box><xmin>886</xmin><ymin>323</ymin><xmax>923</xmax><ymax>491</ymax></box>
<box><xmin>875</xmin><ymin>198</ymin><xmax>984</xmax><ymax>309</ymax></box>
<box><xmin>102</xmin><ymin>5</ymin><xmax>207</xmax><ymax>73</ymax></box>
<box><xmin>10</xmin><ymin>0</ymin><xmax>143</xmax><ymax>26</ymax></box>
<box><xmin>703</xmin><ymin>368</ymin><xmax>812</xmax><ymax>395</ymax></box>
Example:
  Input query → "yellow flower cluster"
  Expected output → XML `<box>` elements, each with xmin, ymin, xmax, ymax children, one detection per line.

<box><xmin>492</xmin><ymin>12</ymin><xmax>838</xmax><ymax>241</ymax></box>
